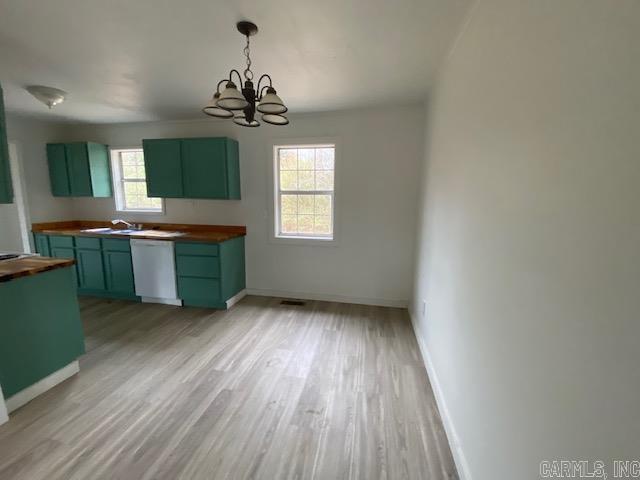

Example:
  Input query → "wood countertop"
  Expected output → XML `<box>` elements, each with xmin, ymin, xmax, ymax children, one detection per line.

<box><xmin>31</xmin><ymin>221</ymin><xmax>247</xmax><ymax>243</ymax></box>
<box><xmin>0</xmin><ymin>256</ymin><xmax>75</xmax><ymax>283</ymax></box>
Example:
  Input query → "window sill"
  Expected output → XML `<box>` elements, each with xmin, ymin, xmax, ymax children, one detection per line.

<box><xmin>115</xmin><ymin>209</ymin><xmax>165</xmax><ymax>215</ymax></box>
<box><xmin>272</xmin><ymin>235</ymin><xmax>338</xmax><ymax>247</ymax></box>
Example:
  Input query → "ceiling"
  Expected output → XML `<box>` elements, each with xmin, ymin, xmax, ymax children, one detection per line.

<box><xmin>0</xmin><ymin>0</ymin><xmax>472</xmax><ymax>123</ymax></box>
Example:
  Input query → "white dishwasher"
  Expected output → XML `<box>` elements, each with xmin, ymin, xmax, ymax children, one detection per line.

<box><xmin>130</xmin><ymin>239</ymin><xmax>182</xmax><ymax>305</ymax></box>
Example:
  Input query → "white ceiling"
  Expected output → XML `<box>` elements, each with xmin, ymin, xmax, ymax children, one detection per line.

<box><xmin>0</xmin><ymin>0</ymin><xmax>472</xmax><ymax>123</ymax></box>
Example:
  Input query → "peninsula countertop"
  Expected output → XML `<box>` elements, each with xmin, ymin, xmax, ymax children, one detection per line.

<box><xmin>31</xmin><ymin>221</ymin><xmax>247</xmax><ymax>243</ymax></box>
<box><xmin>0</xmin><ymin>256</ymin><xmax>75</xmax><ymax>283</ymax></box>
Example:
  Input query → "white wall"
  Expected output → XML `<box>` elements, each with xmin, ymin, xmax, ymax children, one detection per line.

<box><xmin>0</xmin><ymin>116</ymin><xmax>73</xmax><ymax>251</ymax></box>
<box><xmin>62</xmin><ymin>106</ymin><xmax>423</xmax><ymax>305</ymax></box>
<box><xmin>412</xmin><ymin>1</ymin><xmax>640</xmax><ymax>479</ymax></box>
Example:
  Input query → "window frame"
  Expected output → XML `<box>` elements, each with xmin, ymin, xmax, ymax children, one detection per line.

<box><xmin>272</xmin><ymin>140</ymin><xmax>339</xmax><ymax>245</ymax></box>
<box><xmin>110</xmin><ymin>147</ymin><xmax>165</xmax><ymax>214</ymax></box>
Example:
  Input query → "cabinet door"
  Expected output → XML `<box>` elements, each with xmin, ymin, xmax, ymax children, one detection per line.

<box><xmin>65</xmin><ymin>143</ymin><xmax>92</xmax><ymax>196</ymax></box>
<box><xmin>87</xmin><ymin>143</ymin><xmax>112</xmax><ymax>197</ymax></box>
<box><xmin>103</xmin><ymin>250</ymin><xmax>135</xmax><ymax>295</ymax></box>
<box><xmin>34</xmin><ymin>234</ymin><xmax>51</xmax><ymax>257</ymax></box>
<box><xmin>181</xmin><ymin>138</ymin><xmax>227</xmax><ymax>198</ymax></box>
<box><xmin>143</xmin><ymin>139</ymin><xmax>183</xmax><ymax>197</ymax></box>
<box><xmin>47</xmin><ymin>144</ymin><xmax>71</xmax><ymax>197</ymax></box>
<box><xmin>76</xmin><ymin>248</ymin><xmax>106</xmax><ymax>291</ymax></box>
<box><xmin>0</xmin><ymin>84</ymin><xmax>12</xmax><ymax>204</ymax></box>
<box><xmin>50</xmin><ymin>246</ymin><xmax>78</xmax><ymax>286</ymax></box>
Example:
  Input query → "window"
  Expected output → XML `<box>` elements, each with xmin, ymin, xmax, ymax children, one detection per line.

<box><xmin>274</xmin><ymin>144</ymin><xmax>335</xmax><ymax>240</ymax></box>
<box><xmin>110</xmin><ymin>148</ymin><xmax>163</xmax><ymax>213</ymax></box>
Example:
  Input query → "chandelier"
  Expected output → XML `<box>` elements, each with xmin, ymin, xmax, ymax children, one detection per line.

<box><xmin>203</xmin><ymin>21</ymin><xmax>288</xmax><ymax>127</ymax></box>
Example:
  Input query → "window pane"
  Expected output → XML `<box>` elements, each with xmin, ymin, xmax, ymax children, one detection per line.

<box><xmin>315</xmin><ymin>195</ymin><xmax>331</xmax><ymax>215</ymax></box>
<box><xmin>280</xmin><ymin>171</ymin><xmax>298</xmax><ymax>190</ymax></box>
<box><xmin>298</xmin><ymin>171</ymin><xmax>314</xmax><ymax>190</ymax></box>
<box><xmin>314</xmin><ymin>215</ymin><xmax>332</xmax><ymax>235</ymax></box>
<box><xmin>114</xmin><ymin>149</ymin><xmax>162</xmax><ymax>212</ymax></box>
<box><xmin>275</xmin><ymin>145</ymin><xmax>335</xmax><ymax>239</ymax></box>
<box><xmin>315</xmin><ymin>148</ymin><xmax>334</xmax><ymax>170</ymax></box>
<box><xmin>281</xmin><ymin>194</ymin><xmax>297</xmax><ymax>214</ymax></box>
<box><xmin>298</xmin><ymin>215</ymin><xmax>314</xmax><ymax>233</ymax></box>
<box><xmin>279</xmin><ymin>149</ymin><xmax>297</xmax><ymax>170</ymax></box>
<box><xmin>122</xmin><ymin>165</ymin><xmax>137</xmax><ymax>179</ymax></box>
<box><xmin>297</xmin><ymin>195</ymin><xmax>314</xmax><ymax>214</ymax></box>
<box><xmin>298</xmin><ymin>149</ymin><xmax>315</xmax><ymax>170</ymax></box>
<box><xmin>315</xmin><ymin>171</ymin><xmax>334</xmax><ymax>190</ymax></box>
<box><xmin>281</xmin><ymin>215</ymin><xmax>297</xmax><ymax>234</ymax></box>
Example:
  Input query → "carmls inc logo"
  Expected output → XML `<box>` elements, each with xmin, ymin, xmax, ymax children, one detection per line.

<box><xmin>540</xmin><ymin>460</ymin><xmax>640</xmax><ymax>479</ymax></box>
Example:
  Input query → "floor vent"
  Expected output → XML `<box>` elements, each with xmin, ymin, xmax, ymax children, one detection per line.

<box><xmin>280</xmin><ymin>299</ymin><xmax>306</xmax><ymax>306</ymax></box>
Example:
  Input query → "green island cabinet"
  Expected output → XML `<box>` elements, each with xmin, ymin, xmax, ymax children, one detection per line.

<box><xmin>175</xmin><ymin>236</ymin><xmax>246</xmax><ymax>308</ymax></box>
<box><xmin>142</xmin><ymin>137</ymin><xmax>240</xmax><ymax>199</ymax></box>
<box><xmin>35</xmin><ymin>234</ymin><xmax>138</xmax><ymax>300</ymax></box>
<box><xmin>0</xmin><ymin>83</ymin><xmax>13</xmax><ymax>204</ymax></box>
<box><xmin>0</xmin><ymin>266</ymin><xmax>84</xmax><ymax>399</ymax></box>
<box><xmin>46</xmin><ymin>142</ymin><xmax>112</xmax><ymax>197</ymax></box>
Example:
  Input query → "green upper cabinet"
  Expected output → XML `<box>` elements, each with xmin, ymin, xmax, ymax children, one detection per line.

<box><xmin>142</xmin><ymin>139</ymin><xmax>183</xmax><ymax>198</ymax></box>
<box><xmin>0</xmin><ymin>83</ymin><xmax>13</xmax><ymax>204</ymax></box>
<box><xmin>46</xmin><ymin>142</ymin><xmax>112</xmax><ymax>197</ymax></box>
<box><xmin>47</xmin><ymin>144</ymin><xmax>70</xmax><ymax>196</ymax></box>
<box><xmin>143</xmin><ymin>137</ymin><xmax>240</xmax><ymax>200</ymax></box>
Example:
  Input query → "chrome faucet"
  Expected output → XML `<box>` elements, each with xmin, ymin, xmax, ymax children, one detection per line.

<box><xmin>111</xmin><ymin>219</ymin><xmax>142</xmax><ymax>230</ymax></box>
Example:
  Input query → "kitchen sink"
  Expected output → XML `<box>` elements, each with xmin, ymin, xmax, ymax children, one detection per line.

<box><xmin>80</xmin><ymin>228</ymin><xmax>184</xmax><ymax>238</ymax></box>
<box><xmin>81</xmin><ymin>228</ymin><xmax>136</xmax><ymax>234</ymax></box>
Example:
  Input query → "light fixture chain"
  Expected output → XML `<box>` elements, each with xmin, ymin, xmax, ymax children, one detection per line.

<box><xmin>243</xmin><ymin>35</ymin><xmax>253</xmax><ymax>81</ymax></box>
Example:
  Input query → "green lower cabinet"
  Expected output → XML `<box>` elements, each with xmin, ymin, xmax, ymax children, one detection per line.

<box><xmin>76</xmin><ymin>248</ymin><xmax>106</xmax><ymax>292</ymax></box>
<box><xmin>32</xmin><ymin>233</ymin><xmax>139</xmax><ymax>301</ymax></box>
<box><xmin>103</xmin><ymin>250</ymin><xmax>136</xmax><ymax>296</ymax></box>
<box><xmin>34</xmin><ymin>233</ymin><xmax>51</xmax><ymax>257</ymax></box>
<box><xmin>49</xmin><ymin>245</ymin><xmax>78</xmax><ymax>286</ymax></box>
<box><xmin>175</xmin><ymin>237</ymin><xmax>245</xmax><ymax>309</ymax></box>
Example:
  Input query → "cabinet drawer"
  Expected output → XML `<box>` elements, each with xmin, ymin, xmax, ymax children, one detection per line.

<box><xmin>176</xmin><ymin>255</ymin><xmax>220</xmax><ymax>278</ymax></box>
<box><xmin>49</xmin><ymin>235</ymin><xmax>74</xmax><ymax>248</ymax></box>
<box><xmin>75</xmin><ymin>236</ymin><xmax>101</xmax><ymax>250</ymax></box>
<box><xmin>175</xmin><ymin>242</ymin><xmax>219</xmax><ymax>257</ymax></box>
<box><xmin>178</xmin><ymin>277</ymin><xmax>221</xmax><ymax>301</ymax></box>
<box><xmin>102</xmin><ymin>238</ymin><xmax>131</xmax><ymax>252</ymax></box>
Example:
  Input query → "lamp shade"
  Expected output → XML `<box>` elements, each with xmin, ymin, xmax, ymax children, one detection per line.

<box><xmin>26</xmin><ymin>85</ymin><xmax>67</xmax><ymax>109</ymax></box>
<box><xmin>261</xmin><ymin>113</ymin><xmax>289</xmax><ymax>126</ymax></box>
<box><xmin>233</xmin><ymin>113</ymin><xmax>260</xmax><ymax>128</ymax></box>
<box><xmin>217</xmin><ymin>81</ymin><xmax>249</xmax><ymax>110</ymax></box>
<box><xmin>257</xmin><ymin>87</ymin><xmax>287</xmax><ymax>114</ymax></box>
<box><xmin>203</xmin><ymin>93</ymin><xmax>234</xmax><ymax>118</ymax></box>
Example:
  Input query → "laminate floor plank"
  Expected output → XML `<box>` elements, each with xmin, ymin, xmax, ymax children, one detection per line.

<box><xmin>0</xmin><ymin>296</ymin><xmax>457</xmax><ymax>480</ymax></box>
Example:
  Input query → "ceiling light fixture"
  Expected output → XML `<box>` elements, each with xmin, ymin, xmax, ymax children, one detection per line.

<box><xmin>25</xmin><ymin>85</ymin><xmax>67</xmax><ymax>109</ymax></box>
<box><xmin>203</xmin><ymin>21</ymin><xmax>288</xmax><ymax>127</ymax></box>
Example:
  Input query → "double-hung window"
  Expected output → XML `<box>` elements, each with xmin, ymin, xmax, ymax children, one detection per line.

<box><xmin>110</xmin><ymin>148</ymin><xmax>163</xmax><ymax>213</ymax></box>
<box><xmin>274</xmin><ymin>144</ymin><xmax>335</xmax><ymax>240</ymax></box>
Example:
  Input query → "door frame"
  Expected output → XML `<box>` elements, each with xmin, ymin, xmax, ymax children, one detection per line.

<box><xmin>8</xmin><ymin>143</ymin><xmax>32</xmax><ymax>252</ymax></box>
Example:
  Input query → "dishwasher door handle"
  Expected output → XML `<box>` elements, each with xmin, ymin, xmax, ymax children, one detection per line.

<box><xmin>130</xmin><ymin>239</ymin><xmax>173</xmax><ymax>248</ymax></box>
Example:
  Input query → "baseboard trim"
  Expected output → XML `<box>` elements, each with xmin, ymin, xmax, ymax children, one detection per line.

<box><xmin>409</xmin><ymin>312</ymin><xmax>472</xmax><ymax>480</ymax></box>
<box><xmin>0</xmin><ymin>385</ymin><xmax>8</xmax><ymax>425</ymax></box>
<box><xmin>226</xmin><ymin>289</ymin><xmax>247</xmax><ymax>309</ymax></box>
<box><xmin>5</xmin><ymin>360</ymin><xmax>80</xmax><ymax>414</ymax></box>
<box><xmin>246</xmin><ymin>288</ymin><xmax>408</xmax><ymax>308</ymax></box>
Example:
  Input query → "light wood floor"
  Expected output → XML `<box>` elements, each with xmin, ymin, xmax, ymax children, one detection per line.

<box><xmin>0</xmin><ymin>296</ymin><xmax>457</xmax><ymax>480</ymax></box>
